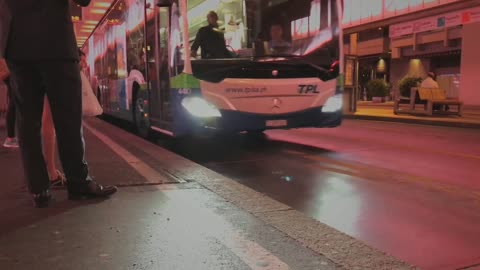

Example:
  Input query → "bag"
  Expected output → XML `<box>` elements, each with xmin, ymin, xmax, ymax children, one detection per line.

<box><xmin>81</xmin><ymin>71</ymin><xmax>103</xmax><ymax>117</ymax></box>
<box><xmin>0</xmin><ymin>58</ymin><xmax>9</xmax><ymax>81</ymax></box>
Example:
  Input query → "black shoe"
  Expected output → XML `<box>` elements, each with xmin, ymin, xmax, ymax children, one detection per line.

<box><xmin>68</xmin><ymin>181</ymin><xmax>117</xmax><ymax>200</ymax></box>
<box><xmin>33</xmin><ymin>190</ymin><xmax>52</xmax><ymax>208</ymax></box>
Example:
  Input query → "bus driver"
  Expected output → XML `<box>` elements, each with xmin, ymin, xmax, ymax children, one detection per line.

<box><xmin>191</xmin><ymin>11</ymin><xmax>231</xmax><ymax>59</ymax></box>
<box><xmin>265</xmin><ymin>23</ymin><xmax>292</xmax><ymax>55</ymax></box>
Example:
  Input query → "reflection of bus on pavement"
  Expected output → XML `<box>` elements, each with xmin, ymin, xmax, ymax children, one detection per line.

<box><xmin>83</xmin><ymin>0</ymin><xmax>344</xmax><ymax>138</ymax></box>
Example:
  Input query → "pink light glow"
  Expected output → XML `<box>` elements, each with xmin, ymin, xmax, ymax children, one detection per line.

<box><xmin>309</xmin><ymin>0</ymin><xmax>321</xmax><ymax>35</ymax></box>
<box><xmin>126</xmin><ymin>0</ymin><xmax>145</xmax><ymax>32</ymax></box>
<box><xmin>291</xmin><ymin>17</ymin><xmax>310</xmax><ymax>40</ymax></box>
<box><xmin>85</xmin><ymin>0</ymin><xmax>146</xmax><ymax>66</ymax></box>
<box><xmin>303</xmin><ymin>27</ymin><xmax>333</xmax><ymax>55</ymax></box>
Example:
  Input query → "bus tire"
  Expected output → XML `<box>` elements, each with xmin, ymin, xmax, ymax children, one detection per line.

<box><xmin>245</xmin><ymin>130</ymin><xmax>267</xmax><ymax>141</ymax></box>
<box><xmin>247</xmin><ymin>130</ymin><xmax>265</xmax><ymax>136</ymax></box>
<box><xmin>132</xmin><ymin>89</ymin><xmax>151</xmax><ymax>138</ymax></box>
<box><xmin>96</xmin><ymin>88</ymin><xmax>104</xmax><ymax>119</ymax></box>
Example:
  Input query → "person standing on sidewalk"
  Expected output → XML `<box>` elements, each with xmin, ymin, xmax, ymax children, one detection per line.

<box><xmin>42</xmin><ymin>49</ymin><xmax>91</xmax><ymax>187</ymax></box>
<box><xmin>0</xmin><ymin>0</ymin><xmax>17</xmax><ymax>148</ymax></box>
<box><xmin>3</xmin><ymin>0</ymin><xmax>117</xmax><ymax>208</ymax></box>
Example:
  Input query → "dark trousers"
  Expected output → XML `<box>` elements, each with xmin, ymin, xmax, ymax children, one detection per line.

<box><xmin>7</xmin><ymin>60</ymin><xmax>91</xmax><ymax>194</ymax></box>
<box><xmin>5</xmin><ymin>80</ymin><xmax>16</xmax><ymax>138</ymax></box>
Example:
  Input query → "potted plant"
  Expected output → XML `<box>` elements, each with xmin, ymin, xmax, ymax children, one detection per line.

<box><xmin>398</xmin><ymin>76</ymin><xmax>422</xmax><ymax>98</ymax></box>
<box><xmin>366</xmin><ymin>79</ymin><xmax>389</xmax><ymax>103</ymax></box>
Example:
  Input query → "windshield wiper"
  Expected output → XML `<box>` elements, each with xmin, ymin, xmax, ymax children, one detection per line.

<box><xmin>253</xmin><ymin>55</ymin><xmax>329</xmax><ymax>73</ymax></box>
<box><xmin>253</xmin><ymin>54</ymin><xmax>301</xmax><ymax>60</ymax></box>
<box><xmin>297</xmin><ymin>60</ymin><xmax>330</xmax><ymax>73</ymax></box>
<box><xmin>267</xmin><ymin>58</ymin><xmax>329</xmax><ymax>74</ymax></box>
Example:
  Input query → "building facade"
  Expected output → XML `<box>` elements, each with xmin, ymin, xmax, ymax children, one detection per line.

<box><xmin>342</xmin><ymin>0</ymin><xmax>480</xmax><ymax>107</ymax></box>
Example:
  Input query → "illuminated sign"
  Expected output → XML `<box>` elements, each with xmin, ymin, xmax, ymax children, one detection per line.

<box><xmin>390</xmin><ymin>6</ymin><xmax>480</xmax><ymax>38</ymax></box>
<box><xmin>344</xmin><ymin>59</ymin><xmax>354</xmax><ymax>86</ymax></box>
<box><xmin>343</xmin><ymin>0</ymin><xmax>462</xmax><ymax>28</ymax></box>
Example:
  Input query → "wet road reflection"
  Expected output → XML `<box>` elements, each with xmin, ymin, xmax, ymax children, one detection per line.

<box><xmin>151</xmin><ymin>121</ymin><xmax>480</xmax><ymax>270</ymax></box>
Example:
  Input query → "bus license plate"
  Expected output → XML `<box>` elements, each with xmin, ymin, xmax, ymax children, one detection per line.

<box><xmin>266</xmin><ymin>120</ymin><xmax>287</xmax><ymax>127</ymax></box>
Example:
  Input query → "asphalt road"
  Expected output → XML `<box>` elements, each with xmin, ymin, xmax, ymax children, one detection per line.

<box><xmin>155</xmin><ymin>120</ymin><xmax>480</xmax><ymax>270</ymax></box>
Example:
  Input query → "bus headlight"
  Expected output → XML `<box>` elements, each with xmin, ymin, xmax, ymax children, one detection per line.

<box><xmin>181</xmin><ymin>97</ymin><xmax>221</xmax><ymax>118</ymax></box>
<box><xmin>322</xmin><ymin>94</ymin><xmax>343</xmax><ymax>113</ymax></box>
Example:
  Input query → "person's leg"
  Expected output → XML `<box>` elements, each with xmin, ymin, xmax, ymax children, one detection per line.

<box><xmin>5</xmin><ymin>81</ymin><xmax>16</xmax><ymax>138</ymax></box>
<box><xmin>42</xmin><ymin>97</ymin><xmax>64</xmax><ymax>184</ymax></box>
<box><xmin>7</xmin><ymin>62</ymin><xmax>50</xmax><ymax>194</ymax></box>
<box><xmin>3</xmin><ymin>80</ymin><xmax>19</xmax><ymax>148</ymax></box>
<box><xmin>42</xmin><ymin>60</ymin><xmax>116</xmax><ymax>199</ymax></box>
<box><xmin>41</xmin><ymin>61</ymin><xmax>89</xmax><ymax>184</ymax></box>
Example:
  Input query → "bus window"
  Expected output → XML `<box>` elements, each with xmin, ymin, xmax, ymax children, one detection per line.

<box><xmin>189</xmin><ymin>0</ymin><xmax>341</xmax><ymax>83</ymax></box>
<box><xmin>184</xmin><ymin>0</ymin><xmax>338</xmax><ymax>60</ymax></box>
<box><xmin>263</xmin><ymin>23</ymin><xmax>292</xmax><ymax>55</ymax></box>
<box><xmin>169</xmin><ymin>1</ymin><xmax>184</xmax><ymax>76</ymax></box>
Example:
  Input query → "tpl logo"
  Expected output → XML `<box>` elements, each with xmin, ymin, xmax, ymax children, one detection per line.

<box><xmin>298</xmin><ymin>85</ymin><xmax>319</xmax><ymax>94</ymax></box>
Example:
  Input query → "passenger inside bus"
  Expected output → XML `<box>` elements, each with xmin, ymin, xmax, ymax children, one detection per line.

<box><xmin>264</xmin><ymin>23</ymin><xmax>292</xmax><ymax>55</ymax></box>
<box><xmin>190</xmin><ymin>11</ymin><xmax>231</xmax><ymax>59</ymax></box>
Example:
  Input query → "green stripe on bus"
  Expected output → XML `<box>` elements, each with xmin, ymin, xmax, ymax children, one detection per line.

<box><xmin>337</xmin><ymin>74</ymin><xmax>344</xmax><ymax>86</ymax></box>
<box><xmin>170</xmin><ymin>73</ymin><xmax>200</xmax><ymax>89</ymax></box>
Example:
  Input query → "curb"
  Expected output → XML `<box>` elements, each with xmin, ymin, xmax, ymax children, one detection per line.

<box><xmin>87</xmin><ymin>118</ymin><xmax>418</xmax><ymax>270</ymax></box>
<box><xmin>344</xmin><ymin>114</ymin><xmax>480</xmax><ymax>129</ymax></box>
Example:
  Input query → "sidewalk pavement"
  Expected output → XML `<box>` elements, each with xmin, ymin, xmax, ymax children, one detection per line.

<box><xmin>346</xmin><ymin>102</ymin><xmax>480</xmax><ymax>128</ymax></box>
<box><xmin>0</xmin><ymin>118</ymin><xmax>414</xmax><ymax>270</ymax></box>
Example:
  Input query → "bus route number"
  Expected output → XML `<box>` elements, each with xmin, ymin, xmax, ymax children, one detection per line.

<box><xmin>178</xmin><ymin>88</ymin><xmax>192</xmax><ymax>95</ymax></box>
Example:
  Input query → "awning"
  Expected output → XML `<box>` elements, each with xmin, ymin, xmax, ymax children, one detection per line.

<box><xmin>401</xmin><ymin>41</ymin><xmax>462</xmax><ymax>59</ymax></box>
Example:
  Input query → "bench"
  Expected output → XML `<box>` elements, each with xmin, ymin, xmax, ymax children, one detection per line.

<box><xmin>417</xmin><ymin>88</ymin><xmax>463</xmax><ymax>116</ymax></box>
<box><xmin>393</xmin><ymin>87</ymin><xmax>426</xmax><ymax>114</ymax></box>
<box><xmin>394</xmin><ymin>87</ymin><xmax>463</xmax><ymax>116</ymax></box>
<box><xmin>393</xmin><ymin>93</ymin><xmax>414</xmax><ymax>114</ymax></box>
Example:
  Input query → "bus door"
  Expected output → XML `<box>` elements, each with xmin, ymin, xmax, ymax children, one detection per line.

<box><xmin>145</xmin><ymin>4</ymin><xmax>172</xmax><ymax>129</ymax></box>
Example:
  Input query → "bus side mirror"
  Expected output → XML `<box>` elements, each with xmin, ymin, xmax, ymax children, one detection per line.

<box><xmin>329</xmin><ymin>61</ymin><xmax>339</xmax><ymax>78</ymax></box>
<box><xmin>156</xmin><ymin>0</ymin><xmax>173</xmax><ymax>7</ymax></box>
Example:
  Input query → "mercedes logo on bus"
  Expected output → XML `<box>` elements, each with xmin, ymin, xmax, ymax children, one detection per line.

<box><xmin>272</xmin><ymin>70</ymin><xmax>279</xmax><ymax>77</ymax></box>
<box><xmin>272</xmin><ymin>98</ymin><xmax>282</xmax><ymax>109</ymax></box>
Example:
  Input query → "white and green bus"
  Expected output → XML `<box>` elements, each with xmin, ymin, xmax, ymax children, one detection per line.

<box><xmin>83</xmin><ymin>0</ymin><xmax>344</xmax><ymax>137</ymax></box>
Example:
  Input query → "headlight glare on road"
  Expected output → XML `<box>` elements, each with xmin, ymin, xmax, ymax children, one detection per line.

<box><xmin>322</xmin><ymin>94</ymin><xmax>343</xmax><ymax>113</ymax></box>
<box><xmin>181</xmin><ymin>97</ymin><xmax>221</xmax><ymax>118</ymax></box>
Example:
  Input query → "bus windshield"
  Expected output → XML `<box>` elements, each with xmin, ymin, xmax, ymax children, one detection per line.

<box><xmin>185</xmin><ymin>0</ymin><xmax>341</xmax><ymax>60</ymax></box>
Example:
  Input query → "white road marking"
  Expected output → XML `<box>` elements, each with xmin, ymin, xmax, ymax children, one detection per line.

<box><xmin>85</xmin><ymin>122</ymin><xmax>290</xmax><ymax>269</ymax></box>
<box><xmin>83</xmin><ymin>122</ymin><xmax>169</xmax><ymax>184</ymax></box>
<box><xmin>162</xmin><ymin>191</ymin><xmax>291</xmax><ymax>270</ymax></box>
<box><xmin>224</xmin><ymin>232</ymin><xmax>290</xmax><ymax>270</ymax></box>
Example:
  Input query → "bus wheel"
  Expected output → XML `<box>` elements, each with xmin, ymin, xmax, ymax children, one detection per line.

<box><xmin>247</xmin><ymin>130</ymin><xmax>265</xmax><ymax>136</ymax></box>
<box><xmin>245</xmin><ymin>130</ymin><xmax>267</xmax><ymax>141</ymax></box>
<box><xmin>96</xmin><ymin>88</ymin><xmax>104</xmax><ymax>119</ymax></box>
<box><xmin>133</xmin><ymin>95</ymin><xmax>151</xmax><ymax>138</ymax></box>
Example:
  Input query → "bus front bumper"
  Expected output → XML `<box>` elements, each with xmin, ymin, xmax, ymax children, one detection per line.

<box><xmin>186</xmin><ymin>107</ymin><xmax>342</xmax><ymax>135</ymax></box>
